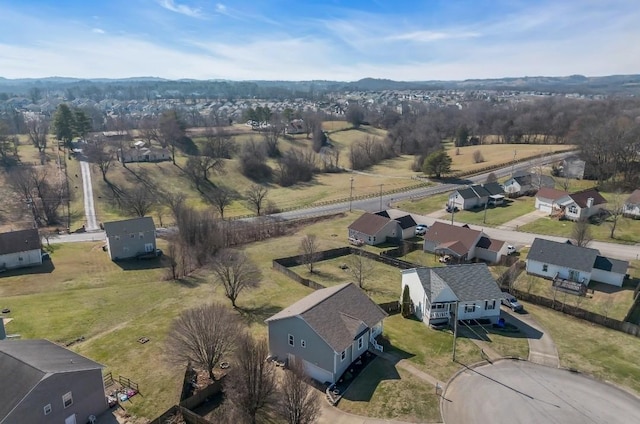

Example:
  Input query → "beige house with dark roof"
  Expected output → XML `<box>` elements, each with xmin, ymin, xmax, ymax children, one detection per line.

<box><xmin>623</xmin><ymin>189</ymin><xmax>640</xmax><ymax>218</ymax></box>
<box><xmin>0</xmin><ymin>228</ymin><xmax>42</xmax><ymax>271</ymax></box>
<box><xmin>265</xmin><ymin>283</ymin><xmax>387</xmax><ymax>384</ymax></box>
<box><xmin>347</xmin><ymin>212</ymin><xmax>401</xmax><ymax>245</ymax></box>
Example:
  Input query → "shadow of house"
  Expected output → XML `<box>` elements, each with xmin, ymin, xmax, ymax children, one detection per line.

<box><xmin>0</xmin><ymin>259</ymin><xmax>55</xmax><ymax>278</ymax></box>
<box><xmin>339</xmin><ymin>357</ymin><xmax>401</xmax><ymax>403</ymax></box>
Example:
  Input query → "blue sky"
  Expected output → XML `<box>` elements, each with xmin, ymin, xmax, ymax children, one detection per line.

<box><xmin>0</xmin><ymin>0</ymin><xmax>638</xmax><ymax>81</ymax></box>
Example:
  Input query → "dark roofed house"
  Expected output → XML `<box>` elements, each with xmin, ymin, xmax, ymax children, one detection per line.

<box><xmin>401</xmin><ymin>263</ymin><xmax>504</xmax><ymax>325</ymax></box>
<box><xmin>0</xmin><ymin>228</ymin><xmax>42</xmax><ymax>271</ymax></box>
<box><xmin>449</xmin><ymin>185</ymin><xmax>490</xmax><ymax>210</ymax></box>
<box><xmin>393</xmin><ymin>214</ymin><xmax>418</xmax><ymax>239</ymax></box>
<box><xmin>103</xmin><ymin>216</ymin><xmax>157</xmax><ymax>261</ymax></box>
<box><xmin>503</xmin><ymin>173</ymin><xmax>554</xmax><ymax>197</ymax></box>
<box><xmin>266</xmin><ymin>283</ymin><xmax>387</xmax><ymax>384</ymax></box>
<box><xmin>526</xmin><ymin>238</ymin><xmax>628</xmax><ymax>288</ymax></box>
<box><xmin>348</xmin><ymin>212</ymin><xmax>400</xmax><ymax>245</ymax></box>
<box><xmin>422</xmin><ymin>222</ymin><xmax>510</xmax><ymax>263</ymax></box>
<box><xmin>0</xmin><ymin>339</ymin><xmax>107</xmax><ymax>424</ymax></box>
<box><xmin>557</xmin><ymin>188</ymin><xmax>607</xmax><ymax>221</ymax></box>
<box><xmin>623</xmin><ymin>189</ymin><xmax>640</xmax><ymax>218</ymax></box>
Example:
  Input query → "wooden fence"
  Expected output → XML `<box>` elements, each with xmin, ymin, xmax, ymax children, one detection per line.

<box><xmin>150</xmin><ymin>405</ymin><xmax>214</xmax><ymax>424</ymax></box>
<box><xmin>179</xmin><ymin>379</ymin><xmax>224</xmax><ymax>410</ymax></box>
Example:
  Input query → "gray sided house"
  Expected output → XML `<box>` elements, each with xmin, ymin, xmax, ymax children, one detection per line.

<box><xmin>266</xmin><ymin>283</ymin><xmax>387</xmax><ymax>384</ymax></box>
<box><xmin>503</xmin><ymin>173</ymin><xmax>554</xmax><ymax>197</ymax></box>
<box><xmin>348</xmin><ymin>212</ymin><xmax>400</xmax><ymax>245</ymax></box>
<box><xmin>0</xmin><ymin>228</ymin><xmax>42</xmax><ymax>271</ymax></box>
<box><xmin>449</xmin><ymin>185</ymin><xmax>490</xmax><ymax>211</ymax></box>
<box><xmin>401</xmin><ymin>264</ymin><xmax>504</xmax><ymax>326</ymax></box>
<box><xmin>526</xmin><ymin>238</ymin><xmax>628</xmax><ymax>287</ymax></box>
<box><xmin>103</xmin><ymin>216</ymin><xmax>156</xmax><ymax>261</ymax></box>
<box><xmin>556</xmin><ymin>189</ymin><xmax>607</xmax><ymax>221</ymax></box>
<box><xmin>0</xmin><ymin>339</ymin><xmax>107</xmax><ymax>424</ymax></box>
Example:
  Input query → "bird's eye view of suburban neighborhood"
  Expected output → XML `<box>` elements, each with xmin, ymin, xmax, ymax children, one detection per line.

<box><xmin>2</xmin><ymin>1</ymin><xmax>640</xmax><ymax>424</ymax></box>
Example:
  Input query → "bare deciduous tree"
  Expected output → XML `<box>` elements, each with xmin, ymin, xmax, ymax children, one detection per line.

<box><xmin>223</xmin><ymin>334</ymin><xmax>278</xmax><ymax>424</ymax></box>
<box><xmin>299</xmin><ymin>234</ymin><xmax>320</xmax><ymax>273</ymax></box>
<box><xmin>347</xmin><ymin>249</ymin><xmax>374</xmax><ymax>289</ymax></box>
<box><xmin>210</xmin><ymin>249</ymin><xmax>261</xmax><ymax>308</ymax></box>
<box><xmin>572</xmin><ymin>218</ymin><xmax>592</xmax><ymax>247</ymax></box>
<box><xmin>119</xmin><ymin>185</ymin><xmax>156</xmax><ymax>217</ymax></box>
<box><xmin>166</xmin><ymin>303</ymin><xmax>241</xmax><ymax>380</ymax></box>
<box><xmin>485</xmin><ymin>172</ymin><xmax>498</xmax><ymax>184</ymax></box>
<box><xmin>204</xmin><ymin>185</ymin><xmax>236</xmax><ymax>219</ymax></box>
<box><xmin>0</xmin><ymin>121</ymin><xmax>19</xmax><ymax>166</ymax></box>
<box><xmin>26</xmin><ymin>115</ymin><xmax>49</xmax><ymax>154</ymax></box>
<box><xmin>245</xmin><ymin>184</ymin><xmax>270</xmax><ymax>216</ymax></box>
<box><xmin>278</xmin><ymin>357</ymin><xmax>320</xmax><ymax>424</ymax></box>
<box><xmin>85</xmin><ymin>140</ymin><xmax>115</xmax><ymax>181</ymax></box>
<box><xmin>472</xmin><ymin>149</ymin><xmax>485</xmax><ymax>163</ymax></box>
<box><xmin>607</xmin><ymin>191</ymin><xmax>624</xmax><ymax>239</ymax></box>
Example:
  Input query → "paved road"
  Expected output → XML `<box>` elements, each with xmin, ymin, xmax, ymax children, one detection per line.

<box><xmin>501</xmin><ymin>307</ymin><xmax>560</xmax><ymax>368</ymax></box>
<box><xmin>442</xmin><ymin>360</ymin><xmax>640</xmax><ymax>424</ymax></box>
<box><xmin>79</xmin><ymin>159</ymin><xmax>99</xmax><ymax>231</ymax></box>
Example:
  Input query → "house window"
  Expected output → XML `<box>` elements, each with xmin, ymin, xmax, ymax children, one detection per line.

<box><xmin>130</xmin><ymin>233</ymin><xmax>135</xmax><ymax>238</ymax></box>
<box><xmin>542</xmin><ymin>264</ymin><xmax>548</xmax><ymax>272</ymax></box>
<box><xmin>139</xmin><ymin>232</ymin><xmax>144</xmax><ymax>239</ymax></box>
<box><xmin>464</xmin><ymin>304</ymin><xmax>476</xmax><ymax>313</ymax></box>
<box><xmin>62</xmin><ymin>392</ymin><xmax>73</xmax><ymax>408</ymax></box>
<box><xmin>485</xmin><ymin>300</ymin><xmax>496</xmax><ymax>310</ymax></box>
<box><xmin>341</xmin><ymin>350</ymin><xmax>346</xmax><ymax>361</ymax></box>
<box><xmin>115</xmin><ymin>235</ymin><xmax>120</xmax><ymax>240</ymax></box>
<box><xmin>288</xmin><ymin>334</ymin><xmax>294</xmax><ymax>346</ymax></box>
<box><xmin>301</xmin><ymin>339</ymin><xmax>306</xmax><ymax>348</ymax></box>
<box><xmin>432</xmin><ymin>303</ymin><xmax>445</xmax><ymax>310</ymax></box>
<box><xmin>358</xmin><ymin>336</ymin><xmax>364</xmax><ymax>350</ymax></box>
<box><xmin>43</xmin><ymin>404</ymin><xmax>52</xmax><ymax>415</ymax></box>
<box><xmin>568</xmin><ymin>205</ymin><xmax>578</xmax><ymax>214</ymax></box>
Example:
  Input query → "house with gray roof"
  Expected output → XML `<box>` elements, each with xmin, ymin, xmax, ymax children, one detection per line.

<box><xmin>623</xmin><ymin>189</ymin><xmax>640</xmax><ymax>219</ymax></box>
<box><xmin>0</xmin><ymin>339</ymin><xmax>107</xmax><ymax>424</ymax></box>
<box><xmin>526</xmin><ymin>238</ymin><xmax>628</xmax><ymax>287</ymax></box>
<box><xmin>401</xmin><ymin>264</ymin><xmax>504</xmax><ymax>326</ymax></box>
<box><xmin>503</xmin><ymin>173</ymin><xmax>555</xmax><ymax>197</ymax></box>
<box><xmin>422</xmin><ymin>222</ymin><xmax>509</xmax><ymax>264</ymax></box>
<box><xmin>0</xmin><ymin>228</ymin><xmax>42</xmax><ymax>271</ymax></box>
<box><xmin>348</xmin><ymin>212</ymin><xmax>401</xmax><ymax>245</ymax></box>
<box><xmin>265</xmin><ymin>283</ymin><xmax>387</xmax><ymax>384</ymax></box>
<box><xmin>103</xmin><ymin>216</ymin><xmax>157</xmax><ymax>261</ymax></box>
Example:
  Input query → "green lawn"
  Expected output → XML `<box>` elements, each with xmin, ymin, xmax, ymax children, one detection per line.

<box><xmin>520</xmin><ymin>214</ymin><xmax>640</xmax><ymax>244</ymax></box>
<box><xmin>524</xmin><ymin>302</ymin><xmax>640</xmax><ymax>395</ymax></box>
<box><xmin>394</xmin><ymin>192</ymin><xmax>452</xmax><ymax>216</ymax></box>
<box><xmin>338</xmin><ymin>358</ymin><xmax>441</xmax><ymax>423</ymax></box>
<box><xmin>452</xmin><ymin>197</ymin><xmax>535</xmax><ymax>226</ymax></box>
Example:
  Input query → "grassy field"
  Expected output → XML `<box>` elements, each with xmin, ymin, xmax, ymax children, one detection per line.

<box><xmin>448</xmin><ymin>197</ymin><xmax>536</xmax><ymax>227</ymax></box>
<box><xmin>524</xmin><ymin>302</ymin><xmax>640</xmax><ymax>395</ymax></box>
<box><xmin>338</xmin><ymin>358</ymin><xmax>441</xmax><ymax>423</ymax></box>
<box><xmin>520</xmin><ymin>213</ymin><xmax>640</xmax><ymax>244</ymax></box>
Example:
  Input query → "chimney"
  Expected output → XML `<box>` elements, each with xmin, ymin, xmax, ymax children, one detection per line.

<box><xmin>0</xmin><ymin>318</ymin><xmax>6</xmax><ymax>341</ymax></box>
<box><xmin>586</xmin><ymin>197</ymin><xmax>594</xmax><ymax>208</ymax></box>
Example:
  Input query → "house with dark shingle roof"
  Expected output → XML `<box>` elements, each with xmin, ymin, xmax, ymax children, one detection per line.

<box><xmin>422</xmin><ymin>222</ymin><xmax>510</xmax><ymax>263</ymax></box>
<box><xmin>401</xmin><ymin>264</ymin><xmax>504</xmax><ymax>325</ymax></box>
<box><xmin>103</xmin><ymin>216</ymin><xmax>156</xmax><ymax>260</ymax></box>
<box><xmin>535</xmin><ymin>187</ymin><xmax>569</xmax><ymax>213</ymax></box>
<box><xmin>556</xmin><ymin>188</ymin><xmax>607</xmax><ymax>221</ymax></box>
<box><xmin>348</xmin><ymin>212</ymin><xmax>401</xmax><ymax>245</ymax></box>
<box><xmin>526</xmin><ymin>238</ymin><xmax>628</xmax><ymax>287</ymax></box>
<box><xmin>266</xmin><ymin>283</ymin><xmax>387</xmax><ymax>384</ymax></box>
<box><xmin>0</xmin><ymin>339</ymin><xmax>107</xmax><ymax>424</ymax></box>
<box><xmin>0</xmin><ymin>228</ymin><xmax>42</xmax><ymax>271</ymax></box>
<box><xmin>623</xmin><ymin>189</ymin><xmax>640</xmax><ymax>218</ymax></box>
<box><xmin>503</xmin><ymin>173</ymin><xmax>555</xmax><ymax>197</ymax></box>
<box><xmin>448</xmin><ymin>185</ymin><xmax>491</xmax><ymax>211</ymax></box>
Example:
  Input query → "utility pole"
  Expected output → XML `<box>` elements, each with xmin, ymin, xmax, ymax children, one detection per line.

<box><xmin>511</xmin><ymin>149</ymin><xmax>517</xmax><ymax>177</ymax></box>
<box><xmin>452</xmin><ymin>301</ymin><xmax>458</xmax><ymax>362</ymax></box>
<box><xmin>349</xmin><ymin>177</ymin><xmax>354</xmax><ymax>212</ymax></box>
<box><xmin>379</xmin><ymin>184</ymin><xmax>383</xmax><ymax>211</ymax></box>
<box><xmin>483</xmin><ymin>200</ymin><xmax>488</xmax><ymax>224</ymax></box>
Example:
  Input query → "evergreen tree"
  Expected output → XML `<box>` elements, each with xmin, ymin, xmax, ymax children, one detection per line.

<box><xmin>422</xmin><ymin>149</ymin><xmax>452</xmax><ymax>178</ymax></box>
<box><xmin>73</xmin><ymin>108</ymin><xmax>92</xmax><ymax>140</ymax></box>
<box><xmin>52</xmin><ymin>104</ymin><xmax>75</xmax><ymax>145</ymax></box>
<box><xmin>401</xmin><ymin>285</ymin><xmax>412</xmax><ymax>318</ymax></box>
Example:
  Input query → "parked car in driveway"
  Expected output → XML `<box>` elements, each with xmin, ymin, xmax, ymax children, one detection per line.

<box><xmin>506</xmin><ymin>245</ymin><xmax>517</xmax><ymax>255</ymax></box>
<box><xmin>501</xmin><ymin>292</ymin><xmax>523</xmax><ymax>312</ymax></box>
<box><xmin>415</xmin><ymin>224</ymin><xmax>428</xmax><ymax>236</ymax></box>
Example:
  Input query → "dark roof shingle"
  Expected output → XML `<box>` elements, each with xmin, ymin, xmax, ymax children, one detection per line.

<box><xmin>527</xmin><ymin>238</ymin><xmax>598</xmax><ymax>273</ymax></box>
<box><xmin>569</xmin><ymin>189</ymin><xmax>607</xmax><ymax>208</ymax></box>
<box><xmin>411</xmin><ymin>264</ymin><xmax>503</xmax><ymax>303</ymax></box>
<box><xmin>348</xmin><ymin>213</ymin><xmax>393</xmax><ymax>236</ymax></box>
<box><xmin>0</xmin><ymin>229</ymin><xmax>41</xmax><ymax>256</ymax></box>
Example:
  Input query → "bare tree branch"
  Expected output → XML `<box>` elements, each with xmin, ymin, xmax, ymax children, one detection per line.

<box><xmin>210</xmin><ymin>249</ymin><xmax>261</xmax><ymax>308</ymax></box>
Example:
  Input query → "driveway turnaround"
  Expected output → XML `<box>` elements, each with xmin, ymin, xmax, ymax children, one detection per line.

<box><xmin>442</xmin><ymin>360</ymin><xmax>640</xmax><ymax>424</ymax></box>
<box><xmin>501</xmin><ymin>307</ymin><xmax>559</xmax><ymax>368</ymax></box>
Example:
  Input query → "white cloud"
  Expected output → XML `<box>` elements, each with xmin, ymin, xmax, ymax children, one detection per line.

<box><xmin>92</xmin><ymin>28</ymin><xmax>105</xmax><ymax>34</ymax></box>
<box><xmin>215</xmin><ymin>3</ymin><xmax>226</xmax><ymax>13</ymax></box>
<box><xmin>389</xmin><ymin>30</ymin><xmax>480</xmax><ymax>43</ymax></box>
<box><xmin>158</xmin><ymin>0</ymin><xmax>202</xmax><ymax>18</ymax></box>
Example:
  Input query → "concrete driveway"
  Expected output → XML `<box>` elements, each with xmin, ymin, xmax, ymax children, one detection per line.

<box><xmin>501</xmin><ymin>307</ymin><xmax>559</xmax><ymax>368</ymax></box>
<box><xmin>442</xmin><ymin>360</ymin><xmax>640</xmax><ymax>424</ymax></box>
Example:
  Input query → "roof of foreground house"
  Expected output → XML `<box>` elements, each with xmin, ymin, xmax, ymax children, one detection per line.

<box><xmin>424</xmin><ymin>222</ymin><xmax>482</xmax><ymax>254</ymax></box>
<box><xmin>0</xmin><ymin>339</ymin><xmax>103</xmax><ymax>421</ymax></box>
<box><xmin>409</xmin><ymin>263</ymin><xmax>502</xmax><ymax>303</ymax></box>
<box><xmin>536</xmin><ymin>187</ymin><xmax>569</xmax><ymax>201</ymax></box>
<box><xmin>103</xmin><ymin>216</ymin><xmax>155</xmax><ymax>236</ymax></box>
<box><xmin>527</xmin><ymin>238</ymin><xmax>598</xmax><ymax>273</ymax></box>
<box><xmin>266</xmin><ymin>283</ymin><xmax>387</xmax><ymax>353</ymax></box>
<box><xmin>0</xmin><ymin>228</ymin><xmax>41</xmax><ymax>256</ymax></box>
<box><xmin>568</xmin><ymin>189</ymin><xmax>607</xmax><ymax>208</ymax></box>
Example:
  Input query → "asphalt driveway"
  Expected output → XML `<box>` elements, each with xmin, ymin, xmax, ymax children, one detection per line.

<box><xmin>442</xmin><ymin>360</ymin><xmax>640</xmax><ymax>424</ymax></box>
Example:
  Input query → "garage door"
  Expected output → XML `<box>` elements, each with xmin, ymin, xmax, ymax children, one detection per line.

<box><xmin>299</xmin><ymin>357</ymin><xmax>334</xmax><ymax>384</ymax></box>
<box><xmin>538</xmin><ymin>202</ymin><xmax>552</xmax><ymax>213</ymax></box>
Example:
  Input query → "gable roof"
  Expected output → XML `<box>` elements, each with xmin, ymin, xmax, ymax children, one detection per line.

<box><xmin>569</xmin><ymin>189</ymin><xmax>607</xmax><ymax>208</ymax></box>
<box><xmin>527</xmin><ymin>238</ymin><xmax>598</xmax><ymax>273</ymax></box>
<box><xmin>455</xmin><ymin>187</ymin><xmax>479</xmax><ymax>199</ymax></box>
<box><xmin>424</xmin><ymin>222</ymin><xmax>482</xmax><ymax>254</ymax></box>
<box><xmin>470</xmin><ymin>185</ymin><xmax>490</xmax><ymax>198</ymax></box>
<box><xmin>348</xmin><ymin>213</ymin><xmax>393</xmax><ymax>235</ymax></box>
<box><xmin>394</xmin><ymin>214</ymin><xmax>417</xmax><ymax>230</ymax></box>
<box><xmin>475</xmin><ymin>236</ymin><xmax>505</xmax><ymax>252</ymax></box>
<box><xmin>103</xmin><ymin>216</ymin><xmax>155</xmax><ymax>236</ymax></box>
<box><xmin>626</xmin><ymin>189</ymin><xmax>640</xmax><ymax>205</ymax></box>
<box><xmin>0</xmin><ymin>229</ymin><xmax>41</xmax><ymax>256</ymax></box>
<box><xmin>375</xmin><ymin>210</ymin><xmax>391</xmax><ymax>218</ymax></box>
<box><xmin>536</xmin><ymin>187</ymin><xmax>569</xmax><ymax>201</ymax></box>
<box><xmin>266</xmin><ymin>283</ymin><xmax>387</xmax><ymax>352</ymax></box>
<box><xmin>482</xmin><ymin>182</ymin><xmax>505</xmax><ymax>196</ymax></box>
<box><xmin>593</xmin><ymin>256</ymin><xmax>629</xmax><ymax>275</ymax></box>
<box><xmin>0</xmin><ymin>339</ymin><xmax>103</xmax><ymax>421</ymax></box>
<box><xmin>513</xmin><ymin>174</ymin><xmax>533</xmax><ymax>186</ymax></box>
<box><xmin>409</xmin><ymin>264</ymin><xmax>503</xmax><ymax>303</ymax></box>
